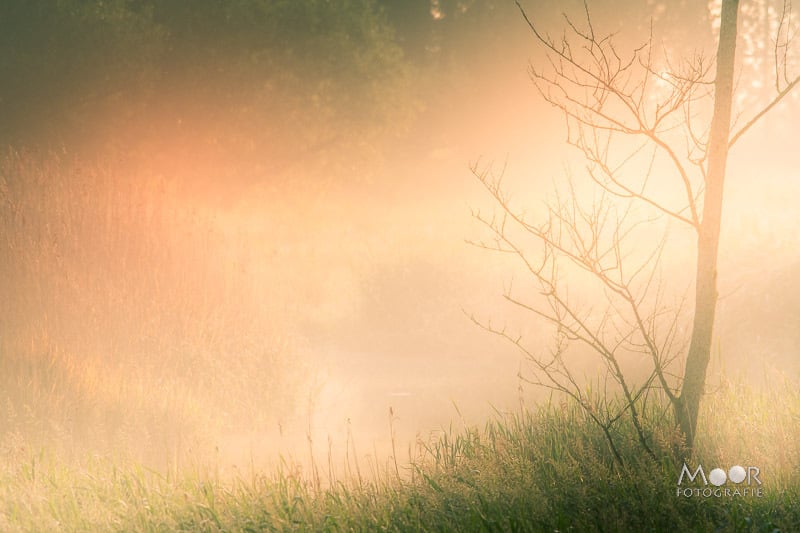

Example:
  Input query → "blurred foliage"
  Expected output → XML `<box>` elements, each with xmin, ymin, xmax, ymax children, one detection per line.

<box><xmin>1</xmin><ymin>0</ymin><xmax>790</xmax><ymax>186</ymax></box>
<box><xmin>0</xmin><ymin>0</ymin><xmax>713</xmax><ymax>184</ymax></box>
<box><xmin>0</xmin><ymin>0</ymin><xmax>414</xmax><ymax>183</ymax></box>
<box><xmin>0</xmin><ymin>0</ymin><xmax>166</xmax><ymax>146</ymax></box>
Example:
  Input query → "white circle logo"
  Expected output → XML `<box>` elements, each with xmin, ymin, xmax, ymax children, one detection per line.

<box><xmin>729</xmin><ymin>465</ymin><xmax>746</xmax><ymax>484</ymax></box>
<box><xmin>709</xmin><ymin>468</ymin><xmax>727</xmax><ymax>486</ymax></box>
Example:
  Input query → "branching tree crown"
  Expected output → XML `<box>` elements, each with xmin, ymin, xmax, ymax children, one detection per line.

<box><xmin>472</xmin><ymin>0</ymin><xmax>798</xmax><ymax>459</ymax></box>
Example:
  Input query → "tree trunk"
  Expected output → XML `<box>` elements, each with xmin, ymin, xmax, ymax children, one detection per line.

<box><xmin>676</xmin><ymin>0</ymin><xmax>740</xmax><ymax>451</ymax></box>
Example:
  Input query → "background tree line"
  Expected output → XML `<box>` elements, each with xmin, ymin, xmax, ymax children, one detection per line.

<box><xmin>0</xmin><ymin>0</ymin><xmax>527</xmax><ymax>184</ymax></box>
<box><xmin>1</xmin><ymin>1</ymin><xmax>716</xmax><ymax>180</ymax></box>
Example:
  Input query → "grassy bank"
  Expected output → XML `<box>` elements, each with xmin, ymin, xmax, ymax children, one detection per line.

<box><xmin>2</xmin><ymin>152</ymin><xmax>798</xmax><ymax>531</ymax></box>
<box><xmin>1</xmin><ymin>376</ymin><xmax>798</xmax><ymax>532</ymax></box>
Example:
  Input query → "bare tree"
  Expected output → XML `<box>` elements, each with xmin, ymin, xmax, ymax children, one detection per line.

<box><xmin>472</xmin><ymin>0</ymin><xmax>799</xmax><ymax>457</ymax></box>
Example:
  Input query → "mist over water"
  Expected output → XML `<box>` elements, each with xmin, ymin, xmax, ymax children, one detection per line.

<box><xmin>196</xmin><ymin>97</ymin><xmax>798</xmax><ymax>476</ymax></box>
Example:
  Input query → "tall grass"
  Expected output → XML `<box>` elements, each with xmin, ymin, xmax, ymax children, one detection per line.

<box><xmin>0</xmin><ymin>374</ymin><xmax>797</xmax><ymax>531</ymax></box>
<box><xmin>0</xmin><ymin>149</ymin><xmax>306</xmax><ymax>470</ymax></box>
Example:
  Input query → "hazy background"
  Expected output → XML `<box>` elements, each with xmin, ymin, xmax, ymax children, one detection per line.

<box><xmin>0</xmin><ymin>0</ymin><xmax>797</xmax><ymax>475</ymax></box>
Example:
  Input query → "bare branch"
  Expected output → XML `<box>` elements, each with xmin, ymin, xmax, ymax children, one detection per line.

<box><xmin>729</xmin><ymin>73</ymin><xmax>800</xmax><ymax>148</ymax></box>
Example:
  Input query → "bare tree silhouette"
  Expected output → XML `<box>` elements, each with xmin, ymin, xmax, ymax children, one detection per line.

<box><xmin>471</xmin><ymin>0</ymin><xmax>799</xmax><ymax>458</ymax></box>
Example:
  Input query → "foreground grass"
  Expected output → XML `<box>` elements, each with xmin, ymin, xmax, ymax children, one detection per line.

<box><xmin>2</xmin><ymin>378</ymin><xmax>798</xmax><ymax>532</ymax></box>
